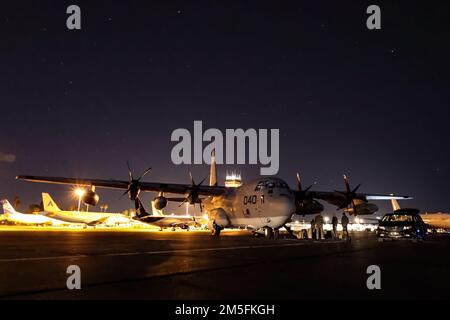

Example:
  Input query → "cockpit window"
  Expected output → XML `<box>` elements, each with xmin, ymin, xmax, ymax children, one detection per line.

<box><xmin>255</xmin><ymin>180</ymin><xmax>289</xmax><ymax>191</ymax></box>
<box><xmin>255</xmin><ymin>181</ymin><xmax>267</xmax><ymax>191</ymax></box>
<box><xmin>276</xmin><ymin>182</ymin><xmax>289</xmax><ymax>189</ymax></box>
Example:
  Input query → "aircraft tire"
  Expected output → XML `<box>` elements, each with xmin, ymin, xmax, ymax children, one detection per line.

<box><xmin>273</xmin><ymin>228</ymin><xmax>279</xmax><ymax>239</ymax></box>
<box><xmin>264</xmin><ymin>227</ymin><xmax>273</xmax><ymax>239</ymax></box>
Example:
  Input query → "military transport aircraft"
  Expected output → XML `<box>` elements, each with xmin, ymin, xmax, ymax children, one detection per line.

<box><xmin>16</xmin><ymin>153</ymin><xmax>411</xmax><ymax>238</ymax></box>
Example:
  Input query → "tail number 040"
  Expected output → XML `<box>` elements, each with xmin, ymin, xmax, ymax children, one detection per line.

<box><xmin>243</xmin><ymin>195</ymin><xmax>257</xmax><ymax>205</ymax></box>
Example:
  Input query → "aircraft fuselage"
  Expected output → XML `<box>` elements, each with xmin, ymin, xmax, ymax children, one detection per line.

<box><xmin>204</xmin><ymin>177</ymin><xmax>295</xmax><ymax>230</ymax></box>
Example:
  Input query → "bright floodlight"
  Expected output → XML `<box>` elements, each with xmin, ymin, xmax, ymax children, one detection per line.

<box><xmin>74</xmin><ymin>188</ymin><xmax>86</xmax><ymax>212</ymax></box>
<box><xmin>75</xmin><ymin>188</ymin><xmax>85</xmax><ymax>197</ymax></box>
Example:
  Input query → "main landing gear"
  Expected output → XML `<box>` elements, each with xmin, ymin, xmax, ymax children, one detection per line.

<box><xmin>284</xmin><ymin>225</ymin><xmax>296</xmax><ymax>239</ymax></box>
<box><xmin>264</xmin><ymin>227</ymin><xmax>279</xmax><ymax>239</ymax></box>
<box><xmin>211</xmin><ymin>222</ymin><xmax>222</xmax><ymax>237</ymax></box>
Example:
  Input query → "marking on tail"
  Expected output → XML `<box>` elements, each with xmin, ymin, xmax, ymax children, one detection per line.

<box><xmin>42</xmin><ymin>193</ymin><xmax>62</xmax><ymax>212</ymax></box>
<box><xmin>1</xmin><ymin>199</ymin><xmax>16</xmax><ymax>215</ymax></box>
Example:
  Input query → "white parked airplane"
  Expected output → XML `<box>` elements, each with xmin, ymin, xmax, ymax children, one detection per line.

<box><xmin>1</xmin><ymin>199</ymin><xmax>59</xmax><ymax>225</ymax></box>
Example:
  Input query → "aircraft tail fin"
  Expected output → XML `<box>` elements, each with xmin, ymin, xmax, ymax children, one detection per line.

<box><xmin>209</xmin><ymin>149</ymin><xmax>217</xmax><ymax>186</ymax></box>
<box><xmin>42</xmin><ymin>193</ymin><xmax>61</xmax><ymax>212</ymax></box>
<box><xmin>1</xmin><ymin>199</ymin><xmax>16</xmax><ymax>215</ymax></box>
<box><xmin>391</xmin><ymin>199</ymin><xmax>401</xmax><ymax>211</ymax></box>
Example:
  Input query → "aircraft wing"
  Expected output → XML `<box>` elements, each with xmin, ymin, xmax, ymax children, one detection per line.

<box><xmin>16</xmin><ymin>175</ymin><xmax>227</xmax><ymax>196</ymax></box>
<box><xmin>307</xmin><ymin>191</ymin><xmax>412</xmax><ymax>208</ymax></box>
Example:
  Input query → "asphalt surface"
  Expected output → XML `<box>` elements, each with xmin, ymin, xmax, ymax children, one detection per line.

<box><xmin>0</xmin><ymin>228</ymin><xmax>449</xmax><ymax>299</ymax></box>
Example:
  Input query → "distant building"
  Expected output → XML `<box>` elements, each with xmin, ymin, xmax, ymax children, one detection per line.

<box><xmin>225</xmin><ymin>172</ymin><xmax>242</xmax><ymax>188</ymax></box>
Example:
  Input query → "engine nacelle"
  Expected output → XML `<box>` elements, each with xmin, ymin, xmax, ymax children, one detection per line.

<box><xmin>82</xmin><ymin>190</ymin><xmax>100</xmax><ymax>206</ymax></box>
<box><xmin>345</xmin><ymin>202</ymin><xmax>378</xmax><ymax>215</ymax></box>
<box><xmin>295</xmin><ymin>200</ymin><xmax>324</xmax><ymax>215</ymax></box>
<box><xmin>153</xmin><ymin>196</ymin><xmax>168</xmax><ymax>210</ymax></box>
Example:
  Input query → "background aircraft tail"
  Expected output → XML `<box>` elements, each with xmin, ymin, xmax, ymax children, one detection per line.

<box><xmin>42</xmin><ymin>193</ymin><xmax>62</xmax><ymax>212</ymax></box>
<box><xmin>1</xmin><ymin>199</ymin><xmax>16</xmax><ymax>215</ymax></box>
<box><xmin>391</xmin><ymin>199</ymin><xmax>401</xmax><ymax>211</ymax></box>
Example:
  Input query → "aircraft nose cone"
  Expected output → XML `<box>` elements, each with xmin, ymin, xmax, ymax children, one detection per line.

<box><xmin>284</xmin><ymin>197</ymin><xmax>296</xmax><ymax>216</ymax></box>
<box><xmin>262</xmin><ymin>195</ymin><xmax>295</xmax><ymax>228</ymax></box>
<box><xmin>275</xmin><ymin>195</ymin><xmax>295</xmax><ymax>217</ymax></box>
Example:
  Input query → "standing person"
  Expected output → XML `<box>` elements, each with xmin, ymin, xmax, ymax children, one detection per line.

<box><xmin>315</xmin><ymin>214</ymin><xmax>324</xmax><ymax>240</ymax></box>
<box><xmin>332</xmin><ymin>214</ymin><xmax>339</xmax><ymax>239</ymax></box>
<box><xmin>341</xmin><ymin>212</ymin><xmax>350</xmax><ymax>241</ymax></box>
<box><xmin>310</xmin><ymin>218</ymin><xmax>316</xmax><ymax>240</ymax></box>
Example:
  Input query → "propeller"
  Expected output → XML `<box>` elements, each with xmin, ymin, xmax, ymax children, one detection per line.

<box><xmin>296</xmin><ymin>172</ymin><xmax>313</xmax><ymax>195</ymax></box>
<box><xmin>122</xmin><ymin>161</ymin><xmax>152</xmax><ymax>200</ymax></box>
<box><xmin>336</xmin><ymin>174</ymin><xmax>362</xmax><ymax>215</ymax></box>
<box><xmin>178</xmin><ymin>171</ymin><xmax>206</xmax><ymax>212</ymax></box>
<box><xmin>295</xmin><ymin>172</ymin><xmax>313</xmax><ymax>207</ymax></box>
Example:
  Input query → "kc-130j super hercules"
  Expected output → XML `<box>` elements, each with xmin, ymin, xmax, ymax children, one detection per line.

<box><xmin>16</xmin><ymin>153</ymin><xmax>411</xmax><ymax>238</ymax></box>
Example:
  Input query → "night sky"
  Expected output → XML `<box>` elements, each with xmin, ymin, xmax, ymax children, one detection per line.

<box><xmin>0</xmin><ymin>1</ymin><xmax>449</xmax><ymax>214</ymax></box>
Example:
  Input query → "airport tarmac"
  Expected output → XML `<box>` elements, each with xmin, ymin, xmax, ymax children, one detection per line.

<box><xmin>0</xmin><ymin>228</ymin><xmax>449</xmax><ymax>299</ymax></box>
